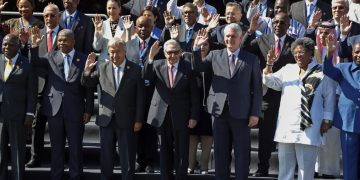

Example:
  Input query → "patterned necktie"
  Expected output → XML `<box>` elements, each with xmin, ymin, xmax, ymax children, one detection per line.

<box><xmin>4</xmin><ymin>57</ymin><xmax>13</xmax><ymax>81</ymax></box>
<box><xmin>47</xmin><ymin>30</ymin><xmax>53</xmax><ymax>52</ymax></box>
<box><xmin>229</xmin><ymin>54</ymin><xmax>236</xmax><ymax>76</ymax></box>
<box><xmin>140</xmin><ymin>41</ymin><xmax>146</xmax><ymax>51</ymax></box>
<box><xmin>169</xmin><ymin>65</ymin><xmax>174</xmax><ymax>88</ymax></box>
<box><xmin>64</xmin><ymin>54</ymin><xmax>71</xmax><ymax>80</ymax></box>
<box><xmin>275</xmin><ymin>39</ymin><xmax>281</xmax><ymax>57</ymax></box>
<box><xmin>306</xmin><ymin>4</ymin><xmax>315</xmax><ymax>23</ymax></box>
<box><xmin>186</xmin><ymin>29</ymin><xmax>193</xmax><ymax>44</ymax></box>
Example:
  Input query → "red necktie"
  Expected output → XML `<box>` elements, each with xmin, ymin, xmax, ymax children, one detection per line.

<box><xmin>140</xmin><ymin>41</ymin><xmax>146</xmax><ymax>51</ymax></box>
<box><xmin>47</xmin><ymin>30</ymin><xmax>53</xmax><ymax>52</ymax></box>
<box><xmin>169</xmin><ymin>65</ymin><xmax>174</xmax><ymax>88</ymax></box>
<box><xmin>275</xmin><ymin>39</ymin><xmax>281</xmax><ymax>57</ymax></box>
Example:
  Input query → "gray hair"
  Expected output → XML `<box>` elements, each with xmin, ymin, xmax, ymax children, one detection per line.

<box><xmin>58</xmin><ymin>29</ymin><xmax>74</xmax><ymax>40</ymax></box>
<box><xmin>107</xmin><ymin>37</ymin><xmax>126</xmax><ymax>51</ymax></box>
<box><xmin>43</xmin><ymin>3</ymin><xmax>60</xmax><ymax>15</ymax></box>
<box><xmin>164</xmin><ymin>39</ymin><xmax>181</xmax><ymax>50</ymax></box>
<box><xmin>332</xmin><ymin>0</ymin><xmax>349</xmax><ymax>11</ymax></box>
<box><xmin>224</xmin><ymin>23</ymin><xmax>242</xmax><ymax>37</ymax></box>
<box><xmin>291</xmin><ymin>37</ymin><xmax>315</xmax><ymax>56</ymax></box>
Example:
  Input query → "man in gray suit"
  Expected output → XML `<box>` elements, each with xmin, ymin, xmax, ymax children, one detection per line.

<box><xmin>26</xmin><ymin>3</ymin><xmax>63</xmax><ymax>168</ymax></box>
<box><xmin>30</xmin><ymin>28</ymin><xmax>94</xmax><ymax>180</ymax></box>
<box><xmin>82</xmin><ymin>37</ymin><xmax>144</xmax><ymax>180</ymax></box>
<box><xmin>193</xmin><ymin>25</ymin><xmax>262</xmax><ymax>180</ymax></box>
<box><xmin>0</xmin><ymin>34</ymin><xmax>37</xmax><ymax>180</ymax></box>
<box><xmin>146</xmin><ymin>40</ymin><xmax>200</xmax><ymax>180</ymax></box>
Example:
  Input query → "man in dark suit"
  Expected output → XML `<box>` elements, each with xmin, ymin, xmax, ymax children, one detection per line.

<box><xmin>206</xmin><ymin>2</ymin><xmax>248</xmax><ymax>46</ymax></box>
<box><xmin>146</xmin><ymin>39</ymin><xmax>200</xmax><ymax>180</ymax></box>
<box><xmin>290</xmin><ymin>0</ymin><xmax>332</xmax><ymax>27</ymax></box>
<box><xmin>59</xmin><ymin>0</ymin><xmax>94</xmax><ymax>54</ymax></box>
<box><xmin>242</xmin><ymin>12</ymin><xmax>295</xmax><ymax>177</ymax></box>
<box><xmin>192</xmin><ymin>25</ymin><xmax>262</xmax><ymax>179</ymax></box>
<box><xmin>0</xmin><ymin>34</ymin><xmax>37</xmax><ymax>180</ymax></box>
<box><xmin>126</xmin><ymin>16</ymin><xmax>160</xmax><ymax>173</ymax></box>
<box><xmin>26</xmin><ymin>3</ymin><xmax>63</xmax><ymax>168</ymax></box>
<box><xmin>30</xmin><ymin>28</ymin><xmax>94</xmax><ymax>180</ymax></box>
<box><xmin>161</xmin><ymin>3</ymin><xmax>205</xmax><ymax>52</ymax></box>
<box><xmin>82</xmin><ymin>37</ymin><xmax>144</xmax><ymax>180</ymax></box>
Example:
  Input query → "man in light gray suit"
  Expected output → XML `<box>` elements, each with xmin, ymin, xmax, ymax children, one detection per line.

<box><xmin>82</xmin><ymin>37</ymin><xmax>144</xmax><ymax>180</ymax></box>
<box><xmin>0</xmin><ymin>34</ymin><xmax>37</xmax><ymax>180</ymax></box>
<box><xmin>30</xmin><ymin>28</ymin><xmax>94</xmax><ymax>180</ymax></box>
<box><xmin>192</xmin><ymin>25</ymin><xmax>262</xmax><ymax>180</ymax></box>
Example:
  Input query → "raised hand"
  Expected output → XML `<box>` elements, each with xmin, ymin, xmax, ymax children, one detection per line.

<box><xmin>30</xmin><ymin>26</ymin><xmax>44</xmax><ymax>46</ymax></box>
<box><xmin>340</xmin><ymin>14</ymin><xmax>352</xmax><ymax>35</ymax></box>
<box><xmin>0</xmin><ymin>0</ymin><xmax>8</xmax><ymax>11</ymax></box>
<box><xmin>248</xmin><ymin>116</ymin><xmax>259</xmax><ymax>127</ymax></box>
<box><xmin>84</xmin><ymin>52</ymin><xmax>97</xmax><ymax>72</ymax></box>
<box><xmin>134</xmin><ymin>122</ymin><xmax>142</xmax><ymax>132</ymax></box>
<box><xmin>326</xmin><ymin>33</ymin><xmax>338</xmax><ymax>57</ymax></box>
<box><xmin>19</xmin><ymin>27</ymin><xmax>30</xmax><ymax>45</ymax></box>
<box><xmin>193</xmin><ymin>28</ymin><xmax>208</xmax><ymax>49</ymax></box>
<box><xmin>188</xmin><ymin>119</ymin><xmax>197</xmax><ymax>128</ymax></box>
<box><xmin>266</xmin><ymin>46</ymin><xmax>278</xmax><ymax>65</ymax></box>
<box><xmin>169</xmin><ymin>25</ymin><xmax>179</xmax><ymax>40</ymax></box>
<box><xmin>149</xmin><ymin>41</ymin><xmax>162</xmax><ymax>60</ymax></box>
<box><xmin>163</xmin><ymin>11</ymin><xmax>175</xmax><ymax>26</ymax></box>
<box><xmin>92</xmin><ymin>14</ymin><xmax>103</xmax><ymax>32</ymax></box>
<box><xmin>200</xmin><ymin>7</ymin><xmax>211</xmax><ymax>23</ymax></box>
<box><xmin>308</xmin><ymin>10</ymin><xmax>322</xmax><ymax>29</ymax></box>
<box><xmin>249</xmin><ymin>12</ymin><xmax>260</xmax><ymax>33</ymax></box>
<box><xmin>251</xmin><ymin>0</ymin><xmax>260</xmax><ymax>7</ymax></box>
<box><xmin>123</xmin><ymin>15</ymin><xmax>133</xmax><ymax>30</ymax></box>
<box><xmin>83</xmin><ymin>113</ymin><xmax>91</xmax><ymax>124</ymax></box>
<box><xmin>206</xmin><ymin>14</ymin><xmax>220</xmax><ymax>31</ymax></box>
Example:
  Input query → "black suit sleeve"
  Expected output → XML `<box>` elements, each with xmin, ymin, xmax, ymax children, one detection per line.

<box><xmin>30</xmin><ymin>47</ymin><xmax>50</xmax><ymax>76</ymax></box>
<box><xmin>241</xmin><ymin>31</ymin><xmax>259</xmax><ymax>54</ymax></box>
<box><xmin>189</xmin><ymin>70</ymin><xmax>200</xmax><ymax>121</ymax></box>
<box><xmin>84</xmin><ymin>85</ymin><xmax>94</xmax><ymax>115</ymax></box>
<box><xmin>338</xmin><ymin>37</ymin><xmax>352</xmax><ymax>60</ymax></box>
<box><xmin>26</xmin><ymin>64</ymin><xmax>38</xmax><ymax>115</ymax></box>
<box><xmin>192</xmin><ymin>49</ymin><xmax>212</xmax><ymax>73</ymax></box>
<box><xmin>81</xmin><ymin>68</ymin><xmax>100</xmax><ymax>87</ymax></box>
<box><xmin>250</xmin><ymin>56</ymin><xmax>262</xmax><ymax>117</ymax></box>
<box><xmin>135</xmin><ymin>66</ymin><xmax>145</xmax><ymax>122</ymax></box>
<box><xmin>84</xmin><ymin>17</ymin><xmax>95</xmax><ymax>54</ymax></box>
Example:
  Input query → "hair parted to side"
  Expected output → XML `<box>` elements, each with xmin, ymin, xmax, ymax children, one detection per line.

<box><xmin>224</xmin><ymin>23</ymin><xmax>242</xmax><ymax>37</ymax></box>
<box><xmin>108</xmin><ymin>37</ymin><xmax>126</xmax><ymax>51</ymax></box>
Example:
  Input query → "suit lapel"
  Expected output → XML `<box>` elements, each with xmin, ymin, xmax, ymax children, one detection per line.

<box><xmin>104</xmin><ymin>61</ymin><xmax>117</xmax><ymax>92</ymax></box>
<box><xmin>300</xmin><ymin>1</ymin><xmax>307</xmax><ymax>26</ymax></box>
<box><xmin>220</xmin><ymin>49</ymin><xmax>231</xmax><ymax>79</ymax></box>
<box><xmin>179</xmin><ymin>24</ymin><xmax>186</xmax><ymax>42</ymax></box>
<box><xmin>117</xmin><ymin>61</ymin><xmax>130</xmax><ymax>92</ymax></box>
<box><xmin>280</xmin><ymin>36</ymin><xmax>291</xmax><ymax>56</ymax></box>
<box><xmin>160</xmin><ymin>61</ymin><xmax>171</xmax><ymax>88</ymax></box>
<box><xmin>231</xmin><ymin>50</ymin><xmax>245</xmax><ymax>78</ymax></box>
<box><xmin>172</xmin><ymin>61</ymin><xmax>184</xmax><ymax>88</ymax></box>
<box><xmin>72</xmin><ymin>13</ymin><xmax>81</xmax><ymax>31</ymax></box>
<box><xmin>52</xmin><ymin>51</ymin><xmax>66</xmax><ymax>80</ymax></box>
<box><xmin>10</xmin><ymin>55</ymin><xmax>22</xmax><ymax>76</ymax></box>
<box><xmin>0</xmin><ymin>55</ymin><xmax>5</xmax><ymax>81</ymax></box>
<box><xmin>67</xmin><ymin>52</ymin><xmax>80</xmax><ymax>81</ymax></box>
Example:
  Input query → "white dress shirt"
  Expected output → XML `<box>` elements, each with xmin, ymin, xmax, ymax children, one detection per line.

<box><xmin>263</xmin><ymin>59</ymin><xmax>336</xmax><ymax>147</ymax></box>
<box><xmin>167</xmin><ymin>0</ymin><xmax>217</xmax><ymax>20</ymax></box>
<box><xmin>113</xmin><ymin>60</ymin><xmax>126</xmax><ymax>90</ymax></box>
<box><xmin>226</xmin><ymin>48</ymin><xmax>241</xmax><ymax>65</ymax></box>
<box><xmin>167</xmin><ymin>61</ymin><xmax>179</xmax><ymax>79</ymax></box>
<box><xmin>47</xmin><ymin>25</ymin><xmax>60</xmax><ymax>45</ymax></box>
<box><xmin>61</xmin><ymin>49</ymin><xmax>75</xmax><ymax>80</ymax></box>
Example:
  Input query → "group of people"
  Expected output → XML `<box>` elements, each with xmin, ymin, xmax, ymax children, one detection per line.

<box><xmin>0</xmin><ymin>0</ymin><xmax>359</xmax><ymax>180</ymax></box>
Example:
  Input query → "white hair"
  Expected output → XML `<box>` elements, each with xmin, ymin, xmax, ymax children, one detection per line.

<box><xmin>43</xmin><ymin>4</ymin><xmax>60</xmax><ymax>15</ymax></box>
<box><xmin>224</xmin><ymin>23</ymin><xmax>242</xmax><ymax>37</ymax></box>
<box><xmin>164</xmin><ymin>39</ymin><xmax>181</xmax><ymax>50</ymax></box>
<box><xmin>331</xmin><ymin>0</ymin><xmax>349</xmax><ymax>10</ymax></box>
<box><xmin>108</xmin><ymin>37</ymin><xmax>126</xmax><ymax>51</ymax></box>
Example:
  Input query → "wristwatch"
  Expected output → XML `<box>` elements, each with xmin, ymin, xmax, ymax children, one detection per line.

<box><xmin>323</xmin><ymin>119</ymin><xmax>331</xmax><ymax>124</ymax></box>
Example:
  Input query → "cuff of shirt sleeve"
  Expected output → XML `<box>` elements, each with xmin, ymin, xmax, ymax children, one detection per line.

<box><xmin>26</xmin><ymin>112</ymin><xmax>35</xmax><ymax>117</ymax></box>
<box><xmin>323</xmin><ymin>111</ymin><xmax>334</xmax><ymax>121</ymax></box>
<box><xmin>193</xmin><ymin>47</ymin><xmax>200</xmax><ymax>51</ymax></box>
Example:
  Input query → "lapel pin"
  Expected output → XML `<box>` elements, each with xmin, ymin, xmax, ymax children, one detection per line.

<box><xmin>76</xmin><ymin>58</ymin><xmax>80</xmax><ymax>62</ymax></box>
<box><xmin>127</xmin><ymin>66</ymin><xmax>130</xmax><ymax>70</ymax></box>
<box><xmin>16</xmin><ymin>65</ymin><xmax>20</xmax><ymax>69</ymax></box>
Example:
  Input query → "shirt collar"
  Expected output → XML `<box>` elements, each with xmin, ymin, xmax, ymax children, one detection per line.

<box><xmin>167</xmin><ymin>61</ymin><xmax>179</xmax><ymax>69</ymax></box>
<box><xmin>112</xmin><ymin>59</ymin><xmax>126</xmax><ymax>69</ymax></box>
<box><xmin>61</xmin><ymin>49</ymin><xmax>75</xmax><ymax>59</ymax></box>
<box><xmin>351</xmin><ymin>61</ymin><xmax>360</xmax><ymax>72</ymax></box>
<box><xmin>138</xmin><ymin>36</ymin><xmax>151</xmax><ymax>44</ymax></box>
<box><xmin>306</xmin><ymin>0</ymin><xmax>317</xmax><ymax>6</ymax></box>
<box><xmin>47</xmin><ymin>25</ymin><xmax>59</xmax><ymax>33</ymax></box>
<box><xmin>227</xmin><ymin>48</ymin><xmax>241</xmax><ymax>57</ymax></box>
<box><xmin>66</xmin><ymin>10</ymin><xmax>78</xmax><ymax>18</ymax></box>
<box><xmin>186</xmin><ymin>23</ymin><xmax>195</xmax><ymax>30</ymax></box>
<box><xmin>6</xmin><ymin>53</ymin><xmax>19</xmax><ymax>65</ymax></box>
<box><xmin>304</xmin><ymin>58</ymin><xmax>318</xmax><ymax>72</ymax></box>
<box><xmin>274</xmin><ymin>34</ymin><xmax>286</xmax><ymax>43</ymax></box>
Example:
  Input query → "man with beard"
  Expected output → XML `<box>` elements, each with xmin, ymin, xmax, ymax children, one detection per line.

<box><xmin>60</xmin><ymin>0</ymin><xmax>94</xmax><ymax>54</ymax></box>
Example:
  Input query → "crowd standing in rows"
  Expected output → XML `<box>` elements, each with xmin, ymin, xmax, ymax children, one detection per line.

<box><xmin>0</xmin><ymin>0</ymin><xmax>359</xmax><ymax>180</ymax></box>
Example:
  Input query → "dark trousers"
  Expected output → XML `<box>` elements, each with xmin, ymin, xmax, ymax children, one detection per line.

<box><xmin>0</xmin><ymin>119</ymin><xmax>25</xmax><ymax>180</ymax></box>
<box><xmin>48</xmin><ymin>107</ymin><xmax>84</xmax><ymax>180</ymax></box>
<box><xmin>341</xmin><ymin>130</ymin><xmax>360</xmax><ymax>180</ymax></box>
<box><xmin>257</xmin><ymin>101</ymin><xmax>278</xmax><ymax>171</ymax></box>
<box><xmin>29</xmin><ymin>112</ymin><xmax>47</xmax><ymax>163</ymax></box>
<box><xmin>100</xmin><ymin>118</ymin><xmax>136</xmax><ymax>180</ymax></box>
<box><xmin>213</xmin><ymin>105</ymin><xmax>250</xmax><ymax>180</ymax></box>
<box><xmin>159</xmin><ymin>111</ymin><xmax>189</xmax><ymax>180</ymax></box>
<box><xmin>137</xmin><ymin>123</ymin><xmax>158</xmax><ymax>168</ymax></box>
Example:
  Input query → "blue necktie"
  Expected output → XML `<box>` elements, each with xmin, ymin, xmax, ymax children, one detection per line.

<box><xmin>186</xmin><ymin>29</ymin><xmax>193</xmax><ymax>44</ymax></box>
<box><xmin>64</xmin><ymin>54</ymin><xmax>71</xmax><ymax>80</ymax></box>
<box><xmin>66</xmin><ymin>16</ymin><xmax>73</xmax><ymax>29</ymax></box>
<box><xmin>306</xmin><ymin>4</ymin><xmax>315</xmax><ymax>23</ymax></box>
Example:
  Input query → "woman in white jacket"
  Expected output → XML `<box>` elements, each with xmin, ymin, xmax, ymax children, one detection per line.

<box><xmin>92</xmin><ymin>0</ymin><xmax>134</xmax><ymax>62</ymax></box>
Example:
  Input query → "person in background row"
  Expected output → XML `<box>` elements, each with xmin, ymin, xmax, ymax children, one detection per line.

<box><xmin>290</xmin><ymin>0</ymin><xmax>332</xmax><ymax>28</ymax></box>
<box><xmin>263</xmin><ymin>37</ymin><xmax>336</xmax><ymax>180</ymax></box>
<box><xmin>30</xmin><ymin>28</ymin><xmax>94</xmax><ymax>180</ymax></box>
<box><xmin>26</xmin><ymin>3</ymin><xmax>63</xmax><ymax>168</ymax></box>
<box><xmin>60</xmin><ymin>0</ymin><xmax>94</xmax><ymax>54</ymax></box>
<box><xmin>82</xmin><ymin>38</ymin><xmax>144</xmax><ymax>180</ymax></box>
<box><xmin>92</xmin><ymin>0</ymin><xmax>134</xmax><ymax>63</ymax></box>
<box><xmin>0</xmin><ymin>34</ymin><xmax>37</xmax><ymax>180</ymax></box>
<box><xmin>140</xmin><ymin>5</ymin><xmax>162</xmax><ymax>40</ymax></box>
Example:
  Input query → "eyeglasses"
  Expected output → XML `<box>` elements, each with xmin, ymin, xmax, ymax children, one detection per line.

<box><xmin>272</xmin><ymin>20</ymin><xmax>288</xmax><ymax>25</ymax></box>
<box><xmin>44</xmin><ymin>14</ymin><xmax>57</xmax><ymax>18</ymax></box>
<box><xmin>165</xmin><ymin>50</ymin><xmax>181</xmax><ymax>55</ymax></box>
<box><xmin>293</xmin><ymin>51</ymin><xmax>306</xmax><ymax>56</ymax></box>
<box><xmin>332</xmin><ymin>6</ymin><xmax>345</xmax><ymax>10</ymax></box>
